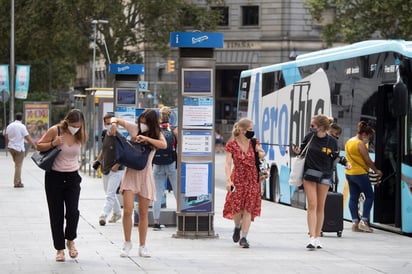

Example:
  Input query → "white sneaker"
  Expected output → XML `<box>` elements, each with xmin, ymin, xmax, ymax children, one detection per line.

<box><xmin>306</xmin><ymin>237</ymin><xmax>316</xmax><ymax>250</ymax></box>
<box><xmin>108</xmin><ymin>214</ymin><xmax>122</xmax><ymax>223</ymax></box>
<box><xmin>314</xmin><ymin>237</ymin><xmax>323</xmax><ymax>249</ymax></box>
<box><xmin>139</xmin><ymin>246</ymin><xmax>151</xmax><ymax>258</ymax></box>
<box><xmin>120</xmin><ymin>241</ymin><xmax>133</xmax><ymax>257</ymax></box>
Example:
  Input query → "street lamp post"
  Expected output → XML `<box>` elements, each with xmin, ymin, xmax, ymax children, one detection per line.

<box><xmin>9</xmin><ymin>0</ymin><xmax>15</xmax><ymax>122</ymax></box>
<box><xmin>85</xmin><ymin>20</ymin><xmax>108</xmax><ymax>175</ymax></box>
<box><xmin>91</xmin><ymin>19</ymin><xmax>108</xmax><ymax>88</ymax></box>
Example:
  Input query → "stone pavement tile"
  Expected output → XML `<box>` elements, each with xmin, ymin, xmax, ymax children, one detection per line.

<box><xmin>2</xmin><ymin>153</ymin><xmax>412</xmax><ymax>273</ymax></box>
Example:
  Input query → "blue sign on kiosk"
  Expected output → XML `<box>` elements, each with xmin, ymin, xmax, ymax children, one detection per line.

<box><xmin>109</xmin><ymin>64</ymin><xmax>144</xmax><ymax>75</ymax></box>
<box><xmin>170</xmin><ymin>32</ymin><xmax>223</xmax><ymax>48</ymax></box>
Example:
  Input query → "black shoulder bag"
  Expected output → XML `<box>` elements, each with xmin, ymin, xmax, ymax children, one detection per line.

<box><xmin>251</xmin><ymin>138</ymin><xmax>260</xmax><ymax>177</ymax></box>
<box><xmin>31</xmin><ymin>127</ymin><xmax>61</xmax><ymax>172</ymax></box>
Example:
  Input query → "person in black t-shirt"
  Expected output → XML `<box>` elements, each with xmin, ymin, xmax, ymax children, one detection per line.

<box><xmin>293</xmin><ymin>115</ymin><xmax>339</xmax><ymax>250</ymax></box>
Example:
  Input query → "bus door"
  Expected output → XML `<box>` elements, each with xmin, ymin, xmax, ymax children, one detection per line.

<box><xmin>373</xmin><ymin>84</ymin><xmax>403</xmax><ymax>229</ymax></box>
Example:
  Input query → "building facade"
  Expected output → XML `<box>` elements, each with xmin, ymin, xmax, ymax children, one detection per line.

<box><xmin>144</xmin><ymin>0</ymin><xmax>327</xmax><ymax>138</ymax></box>
<box><xmin>74</xmin><ymin>0</ymin><xmax>328</xmax><ymax>139</ymax></box>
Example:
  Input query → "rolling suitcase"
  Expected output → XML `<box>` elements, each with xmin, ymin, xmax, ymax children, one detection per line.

<box><xmin>321</xmin><ymin>181</ymin><xmax>344</xmax><ymax>237</ymax></box>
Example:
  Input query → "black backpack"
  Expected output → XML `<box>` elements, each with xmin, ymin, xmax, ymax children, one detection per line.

<box><xmin>153</xmin><ymin>128</ymin><xmax>176</xmax><ymax>165</ymax></box>
<box><xmin>101</xmin><ymin>132</ymin><xmax>117</xmax><ymax>175</ymax></box>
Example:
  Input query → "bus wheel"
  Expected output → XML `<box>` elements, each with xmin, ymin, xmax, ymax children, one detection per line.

<box><xmin>270</xmin><ymin>167</ymin><xmax>280</xmax><ymax>203</ymax></box>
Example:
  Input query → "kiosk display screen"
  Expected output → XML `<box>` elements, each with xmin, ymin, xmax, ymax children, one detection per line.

<box><xmin>116</xmin><ymin>88</ymin><xmax>137</xmax><ymax>105</ymax></box>
<box><xmin>182</xmin><ymin>69</ymin><xmax>212</xmax><ymax>94</ymax></box>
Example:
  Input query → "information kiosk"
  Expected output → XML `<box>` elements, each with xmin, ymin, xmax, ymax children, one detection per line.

<box><xmin>108</xmin><ymin>64</ymin><xmax>145</xmax><ymax>127</ymax></box>
<box><xmin>170</xmin><ymin>32</ymin><xmax>223</xmax><ymax>238</ymax></box>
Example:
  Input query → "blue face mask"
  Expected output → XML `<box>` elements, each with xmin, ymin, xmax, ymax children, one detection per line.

<box><xmin>105</xmin><ymin>125</ymin><xmax>111</xmax><ymax>131</ymax></box>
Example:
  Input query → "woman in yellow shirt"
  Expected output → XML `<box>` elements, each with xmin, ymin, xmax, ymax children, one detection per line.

<box><xmin>345</xmin><ymin>121</ymin><xmax>382</xmax><ymax>233</ymax></box>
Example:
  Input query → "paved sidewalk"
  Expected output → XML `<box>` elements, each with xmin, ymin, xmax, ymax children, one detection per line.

<box><xmin>0</xmin><ymin>151</ymin><xmax>412</xmax><ymax>273</ymax></box>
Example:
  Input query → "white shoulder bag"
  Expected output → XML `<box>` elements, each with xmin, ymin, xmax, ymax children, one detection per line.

<box><xmin>288</xmin><ymin>136</ymin><xmax>314</xmax><ymax>186</ymax></box>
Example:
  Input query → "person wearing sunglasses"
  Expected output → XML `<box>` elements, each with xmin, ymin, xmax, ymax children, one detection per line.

<box><xmin>294</xmin><ymin>115</ymin><xmax>339</xmax><ymax>250</ymax></box>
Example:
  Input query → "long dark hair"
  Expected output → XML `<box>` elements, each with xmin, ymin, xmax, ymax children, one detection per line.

<box><xmin>59</xmin><ymin>109</ymin><xmax>87</xmax><ymax>145</ymax></box>
<box><xmin>138</xmin><ymin>109</ymin><xmax>161</xmax><ymax>140</ymax></box>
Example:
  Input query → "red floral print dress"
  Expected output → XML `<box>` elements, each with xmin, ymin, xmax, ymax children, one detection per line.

<box><xmin>223</xmin><ymin>139</ymin><xmax>261</xmax><ymax>221</ymax></box>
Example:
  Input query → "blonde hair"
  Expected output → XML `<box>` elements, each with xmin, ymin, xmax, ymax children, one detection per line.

<box><xmin>312</xmin><ymin>114</ymin><xmax>333</xmax><ymax>131</ymax></box>
<box><xmin>232</xmin><ymin>118</ymin><xmax>253</xmax><ymax>138</ymax></box>
<box><xmin>159</xmin><ymin>106</ymin><xmax>172</xmax><ymax>123</ymax></box>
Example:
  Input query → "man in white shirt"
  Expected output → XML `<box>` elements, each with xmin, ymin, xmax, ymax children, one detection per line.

<box><xmin>5</xmin><ymin>112</ymin><xmax>37</xmax><ymax>188</ymax></box>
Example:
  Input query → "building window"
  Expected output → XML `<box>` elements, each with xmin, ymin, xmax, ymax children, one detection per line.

<box><xmin>242</xmin><ymin>6</ymin><xmax>259</xmax><ymax>26</ymax></box>
<box><xmin>211</xmin><ymin>6</ymin><xmax>229</xmax><ymax>26</ymax></box>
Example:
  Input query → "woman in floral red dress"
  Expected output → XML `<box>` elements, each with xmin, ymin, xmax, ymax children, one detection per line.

<box><xmin>223</xmin><ymin>118</ymin><xmax>265</xmax><ymax>248</ymax></box>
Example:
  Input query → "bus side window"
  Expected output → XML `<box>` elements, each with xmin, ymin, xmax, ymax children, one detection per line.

<box><xmin>262</xmin><ymin>71</ymin><xmax>275</xmax><ymax>96</ymax></box>
<box><xmin>277</xmin><ymin>72</ymin><xmax>285</xmax><ymax>90</ymax></box>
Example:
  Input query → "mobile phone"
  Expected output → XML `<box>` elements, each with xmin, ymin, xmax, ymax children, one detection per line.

<box><xmin>230</xmin><ymin>185</ymin><xmax>235</xmax><ymax>192</ymax></box>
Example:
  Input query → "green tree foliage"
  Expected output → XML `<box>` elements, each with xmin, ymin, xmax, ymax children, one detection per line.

<box><xmin>0</xmin><ymin>0</ymin><xmax>224</xmax><ymax>95</ymax></box>
<box><xmin>0</xmin><ymin>0</ymin><xmax>90</xmax><ymax>94</ymax></box>
<box><xmin>305</xmin><ymin>0</ymin><xmax>412</xmax><ymax>46</ymax></box>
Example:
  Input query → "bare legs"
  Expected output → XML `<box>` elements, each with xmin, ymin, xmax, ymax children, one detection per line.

<box><xmin>122</xmin><ymin>190</ymin><xmax>134</xmax><ymax>242</ymax></box>
<box><xmin>232</xmin><ymin>210</ymin><xmax>252</xmax><ymax>247</ymax></box>
<box><xmin>303</xmin><ymin>180</ymin><xmax>329</xmax><ymax>238</ymax></box>
<box><xmin>122</xmin><ymin>191</ymin><xmax>150</xmax><ymax>247</ymax></box>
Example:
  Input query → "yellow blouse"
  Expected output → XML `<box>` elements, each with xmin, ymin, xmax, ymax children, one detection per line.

<box><xmin>345</xmin><ymin>137</ymin><xmax>368</xmax><ymax>175</ymax></box>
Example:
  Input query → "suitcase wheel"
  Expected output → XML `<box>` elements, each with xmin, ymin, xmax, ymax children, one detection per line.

<box><xmin>337</xmin><ymin>231</ymin><xmax>342</xmax><ymax>237</ymax></box>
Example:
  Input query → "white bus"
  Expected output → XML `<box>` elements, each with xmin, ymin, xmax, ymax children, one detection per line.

<box><xmin>237</xmin><ymin>40</ymin><xmax>412</xmax><ymax>234</ymax></box>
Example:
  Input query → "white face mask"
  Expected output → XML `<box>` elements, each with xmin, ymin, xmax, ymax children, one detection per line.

<box><xmin>105</xmin><ymin>125</ymin><xmax>111</xmax><ymax>131</ymax></box>
<box><xmin>68</xmin><ymin>126</ymin><xmax>80</xmax><ymax>135</ymax></box>
<box><xmin>140</xmin><ymin>123</ymin><xmax>149</xmax><ymax>133</ymax></box>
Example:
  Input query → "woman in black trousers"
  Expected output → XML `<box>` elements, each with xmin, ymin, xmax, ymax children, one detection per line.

<box><xmin>36</xmin><ymin>109</ymin><xmax>87</xmax><ymax>262</ymax></box>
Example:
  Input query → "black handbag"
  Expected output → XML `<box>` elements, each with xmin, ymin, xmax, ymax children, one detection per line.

<box><xmin>115</xmin><ymin>132</ymin><xmax>151</xmax><ymax>170</ymax></box>
<box><xmin>303</xmin><ymin>168</ymin><xmax>324</xmax><ymax>183</ymax></box>
<box><xmin>101</xmin><ymin>133</ymin><xmax>117</xmax><ymax>175</ymax></box>
<box><xmin>31</xmin><ymin>127</ymin><xmax>61</xmax><ymax>172</ymax></box>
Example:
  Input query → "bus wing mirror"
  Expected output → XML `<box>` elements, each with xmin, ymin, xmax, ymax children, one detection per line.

<box><xmin>392</xmin><ymin>81</ymin><xmax>408</xmax><ymax>117</ymax></box>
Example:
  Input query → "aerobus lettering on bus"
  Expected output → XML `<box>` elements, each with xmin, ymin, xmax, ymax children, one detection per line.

<box><xmin>258</xmin><ymin>69</ymin><xmax>331</xmax><ymax>164</ymax></box>
<box><xmin>237</xmin><ymin>40</ymin><xmax>412</xmax><ymax>234</ymax></box>
<box><xmin>261</xmin><ymin>101</ymin><xmax>288</xmax><ymax>161</ymax></box>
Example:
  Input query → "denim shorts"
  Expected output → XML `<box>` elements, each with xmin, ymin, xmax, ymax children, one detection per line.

<box><xmin>319</xmin><ymin>178</ymin><xmax>332</xmax><ymax>186</ymax></box>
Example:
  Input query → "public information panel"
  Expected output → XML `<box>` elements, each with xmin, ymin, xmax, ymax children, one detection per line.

<box><xmin>170</xmin><ymin>31</ymin><xmax>223</xmax><ymax>238</ymax></box>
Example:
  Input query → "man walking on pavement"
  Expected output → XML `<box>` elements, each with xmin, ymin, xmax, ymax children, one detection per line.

<box><xmin>93</xmin><ymin>113</ymin><xmax>124</xmax><ymax>226</ymax></box>
<box><xmin>5</xmin><ymin>112</ymin><xmax>37</xmax><ymax>188</ymax></box>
